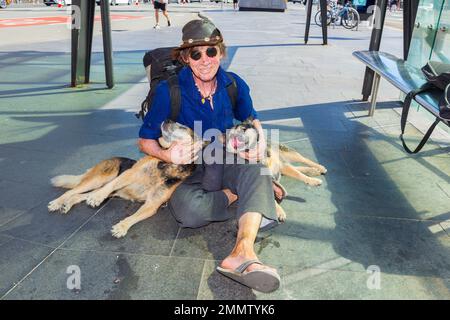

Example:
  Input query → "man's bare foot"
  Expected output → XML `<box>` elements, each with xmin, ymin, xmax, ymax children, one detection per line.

<box><xmin>223</xmin><ymin>189</ymin><xmax>238</xmax><ymax>206</ymax></box>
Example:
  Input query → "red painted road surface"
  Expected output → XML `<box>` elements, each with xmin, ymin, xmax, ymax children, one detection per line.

<box><xmin>0</xmin><ymin>15</ymin><xmax>146</xmax><ymax>28</ymax></box>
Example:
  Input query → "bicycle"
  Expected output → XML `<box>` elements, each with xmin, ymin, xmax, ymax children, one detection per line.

<box><xmin>315</xmin><ymin>1</ymin><xmax>360</xmax><ymax>30</ymax></box>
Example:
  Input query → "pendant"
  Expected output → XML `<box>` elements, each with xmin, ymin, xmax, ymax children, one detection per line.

<box><xmin>201</xmin><ymin>98</ymin><xmax>206</xmax><ymax>104</ymax></box>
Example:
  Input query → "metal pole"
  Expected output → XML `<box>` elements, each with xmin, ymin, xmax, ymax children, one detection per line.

<box><xmin>71</xmin><ymin>0</ymin><xmax>80</xmax><ymax>87</ymax></box>
<box><xmin>361</xmin><ymin>0</ymin><xmax>387</xmax><ymax>101</ymax></box>
<box><xmin>71</xmin><ymin>0</ymin><xmax>90</xmax><ymax>87</ymax></box>
<box><xmin>304</xmin><ymin>0</ymin><xmax>313</xmax><ymax>44</ymax></box>
<box><xmin>403</xmin><ymin>0</ymin><xmax>419</xmax><ymax>60</ymax></box>
<box><xmin>85</xmin><ymin>0</ymin><xmax>95</xmax><ymax>84</ymax></box>
<box><xmin>304</xmin><ymin>0</ymin><xmax>328</xmax><ymax>45</ymax></box>
<box><xmin>319</xmin><ymin>0</ymin><xmax>328</xmax><ymax>45</ymax></box>
<box><xmin>100</xmin><ymin>0</ymin><xmax>114</xmax><ymax>89</ymax></box>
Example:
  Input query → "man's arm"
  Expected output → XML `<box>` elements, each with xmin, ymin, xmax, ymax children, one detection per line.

<box><xmin>252</xmin><ymin>119</ymin><xmax>265</xmax><ymax>142</ymax></box>
<box><xmin>238</xmin><ymin>119</ymin><xmax>267</xmax><ymax>162</ymax></box>
<box><xmin>138</xmin><ymin>138</ymin><xmax>171</xmax><ymax>162</ymax></box>
<box><xmin>138</xmin><ymin>137</ymin><xmax>202</xmax><ymax>165</ymax></box>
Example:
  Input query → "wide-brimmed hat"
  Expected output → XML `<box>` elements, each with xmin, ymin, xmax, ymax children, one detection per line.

<box><xmin>176</xmin><ymin>19</ymin><xmax>223</xmax><ymax>50</ymax></box>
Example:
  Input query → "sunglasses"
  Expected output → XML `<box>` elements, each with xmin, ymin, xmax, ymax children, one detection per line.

<box><xmin>189</xmin><ymin>47</ymin><xmax>218</xmax><ymax>61</ymax></box>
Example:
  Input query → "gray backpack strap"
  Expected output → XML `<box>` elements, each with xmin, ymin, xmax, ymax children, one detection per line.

<box><xmin>167</xmin><ymin>75</ymin><xmax>181</xmax><ymax>121</ymax></box>
<box><xmin>225</xmin><ymin>72</ymin><xmax>238</xmax><ymax>112</ymax></box>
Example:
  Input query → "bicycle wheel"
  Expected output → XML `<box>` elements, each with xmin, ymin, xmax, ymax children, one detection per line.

<box><xmin>342</xmin><ymin>8</ymin><xmax>359</xmax><ymax>29</ymax></box>
<box><xmin>314</xmin><ymin>10</ymin><xmax>331</xmax><ymax>27</ymax></box>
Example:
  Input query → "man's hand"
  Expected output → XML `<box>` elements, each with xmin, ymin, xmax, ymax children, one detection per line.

<box><xmin>166</xmin><ymin>140</ymin><xmax>202</xmax><ymax>165</ymax></box>
<box><xmin>238</xmin><ymin>138</ymin><xmax>266</xmax><ymax>162</ymax></box>
<box><xmin>238</xmin><ymin>119</ymin><xmax>266</xmax><ymax>162</ymax></box>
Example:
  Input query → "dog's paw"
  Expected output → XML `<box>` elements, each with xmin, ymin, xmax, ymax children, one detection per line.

<box><xmin>48</xmin><ymin>200</ymin><xmax>62</xmax><ymax>212</ymax></box>
<box><xmin>317</xmin><ymin>165</ymin><xmax>327</xmax><ymax>175</ymax></box>
<box><xmin>59</xmin><ymin>203</ymin><xmax>72</xmax><ymax>214</ymax></box>
<box><xmin>277</xmin><ymin>210</ymin><xmax>286</xmax><ymax>223</ymax></box>
<box><xmin>306</xmin><ymin>178</ymin><xmax>322</xmax><ymax>186</ymax></box>
<box><xmin>111</xmin><ymin>222</ymin><xmax>129</xmax><ymax>238</ymax></box>
<box><xmin>307</xmin><ymin>168</ymin><xmax>322</xmax><ymax>176</ymax></box>
<box><xmin>86</xmin><ymin>192</ymin><xmax>105</xmax><ymax>208</ymax></box>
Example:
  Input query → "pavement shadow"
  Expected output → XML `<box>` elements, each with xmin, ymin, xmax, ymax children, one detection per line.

<box><xmin>2</xmin><ymin>42</ymin><xmax>450</xmax><ymax>298</ymax></box>
<box><xmin>0</xmin><ymin>49</ymin><xmax>148</xmax><ymax>98</ymax></box>
<box><xmin>253</xmin><ymin>100</ymin><xmax>450</xmax><ymax>298</ymax></box>
<box><xmin>0</xmin><ymin>45</ymin><xmax>148</xmax><ymax>296</ymax></box>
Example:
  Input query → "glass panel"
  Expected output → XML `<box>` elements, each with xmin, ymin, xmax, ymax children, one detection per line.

<box><xmin>431</xmin><ymin>0</ymin><xmax>450</xmax><ymax>133</ymax></box>
<box><xmin>353</xmin><ymin>0</ymin><xmax>368</xmax><ymax>6</ymax></box>
<box><xmin>407</xmin><ymin>0</ymin><xmax>450</xmax><ymax>134</ymax></box>
<box><xmin>430</xmin><ymin>0</ymin><xmax>450</xmax><ymax>64</ymax></box>
<box><xmin>407</xmin><ymin>0</ymin><xmax>445</xmax><ymax>68</ymax></box>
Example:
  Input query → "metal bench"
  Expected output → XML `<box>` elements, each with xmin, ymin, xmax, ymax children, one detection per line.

<box><xmin>353</xmin><ymin>50</ymin><xmax>449</xmax><ymax>153</ymax></box>
<box><xmin>353</xmin><ymin>50</ymin><xmax>448</xmax><ymax>123</ymax></box>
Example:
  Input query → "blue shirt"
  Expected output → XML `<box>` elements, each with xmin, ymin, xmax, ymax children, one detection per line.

<box><xmin>139</xmin><ymin>66</ymin><xmax>258</xmax><ymax>140</ymax></box>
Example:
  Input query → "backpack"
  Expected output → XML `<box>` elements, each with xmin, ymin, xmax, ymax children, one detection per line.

<box><xmin>136</xmin><ymin>46</ymin><xmax>238</xmax><ymax>121</ymax></box>
<box><xmin>400</xmin><ymin>61</ymin><xmax>450</xmax><ymax>154</ymax></box>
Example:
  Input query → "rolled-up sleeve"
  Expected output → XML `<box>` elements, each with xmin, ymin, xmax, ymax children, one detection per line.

<box><xmin>229</xmin><ymin>72</ymin><xmax>258</xmax><ymax>122</ymax></box>
<box><xmin>139</xmin><ymin>81</ymin><xmax>171</xmax><ymax>140</ymax></box>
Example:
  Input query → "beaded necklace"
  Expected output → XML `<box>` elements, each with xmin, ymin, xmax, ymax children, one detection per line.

<box><xmin>195</xmin><ymin>78</ymin><xmax>217</xmax><ymax>105</ymax></box>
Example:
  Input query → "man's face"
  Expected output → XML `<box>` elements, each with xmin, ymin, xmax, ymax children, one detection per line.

<box><xmin>187</xmin><ymin>45</ymin><xmax>223</xmax><ymax>82</ymax></box>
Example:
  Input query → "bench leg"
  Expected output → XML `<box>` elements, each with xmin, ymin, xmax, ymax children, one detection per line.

<box><xmin>369</xmin><ymin>73</ymin><xmax>381</xmax><ymax>117</ymax></box>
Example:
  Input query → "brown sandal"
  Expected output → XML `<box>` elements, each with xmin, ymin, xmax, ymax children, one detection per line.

<box><xmin>217</xmin><ymin>260</ymin><xmax>281</xmax><ymax>293</ymax></box>
<box><xmin>272</xmin><ymin>180</ymin><xmax>287</xmax><ymax>204</ymax></box>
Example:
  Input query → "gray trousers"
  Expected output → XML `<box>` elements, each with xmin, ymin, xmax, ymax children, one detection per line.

<box><xmin>168</xmin><ymin>162</ymin><xmax>278</xmax><ymax>228</ymax></box>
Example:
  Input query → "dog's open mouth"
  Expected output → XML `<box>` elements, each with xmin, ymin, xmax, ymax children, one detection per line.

<box><xmin>231</xmin><ymin>136</ymin><xmax>240</xmax><ymax>150</ymax></box>
<box><xmin>229</xmin><ymin>135</ymin><xmax>247</xmax><ymax>151</ymax></box>
<box><xmin>228</xmin><ymin>131</ymin><xmax>260</xmax><ymax>152</ymax></box>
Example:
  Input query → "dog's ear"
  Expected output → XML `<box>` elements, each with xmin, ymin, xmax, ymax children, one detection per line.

<box><xmin>217</xmin><ymin>134</ymin><xmax>225</xmax><ymax>145</ymax></box>
<box><xmin>243</xmin><ymin>116</ymin><xmax>254</xmax><ymax>124</ymax></box>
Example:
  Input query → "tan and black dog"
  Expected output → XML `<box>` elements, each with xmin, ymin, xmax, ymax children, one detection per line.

<box><xmin>48</xmin><ymin>120</ymin><xmax>198</xmax><ymax>238</ymax></box>
<box><xmin>225</xmin><ymin>117</ymin><xmax>327</xmax><ymax>187</ymax></box>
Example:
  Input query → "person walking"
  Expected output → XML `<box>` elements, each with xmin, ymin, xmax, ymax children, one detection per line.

<box><xmin>152</xmin><ymin>0</ymin><xmax>171</xmax><ymax>29</ymax></box>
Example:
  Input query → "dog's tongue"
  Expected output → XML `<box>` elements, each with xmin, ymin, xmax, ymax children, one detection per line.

<box><xmin>232</xmin><ymin>137</ymin><xmax>239</xmax><ymax>149</ymax></box>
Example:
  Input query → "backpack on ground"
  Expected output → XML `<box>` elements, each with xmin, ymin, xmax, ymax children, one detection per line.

<box><xmin>136</xmin><ymin>47</ymin><xmax>238</xmax><ymax>122</ymax></box>
<box><xmin>400</xmin><ymin>61</ymin><xmax>450</xmax><ymax>154</ymax></box>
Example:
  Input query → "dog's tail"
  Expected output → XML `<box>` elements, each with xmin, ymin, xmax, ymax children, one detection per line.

<box><xmin>50</xmin><ymin>174</ymin><xmax>84</xmax><ymax>189</ymax></box>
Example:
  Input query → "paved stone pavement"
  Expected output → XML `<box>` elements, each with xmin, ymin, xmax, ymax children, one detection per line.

<box><xmin>0</xmin><ymin>3</ymin><xmax>450</xmax><ymax>300</ymax></box>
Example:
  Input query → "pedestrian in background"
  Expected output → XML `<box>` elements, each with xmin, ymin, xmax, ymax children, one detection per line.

<box><xmin>152</xmin><ymin>0</ymin><xmax>171</xmax><ymax>29</ymax></box>
<box><xmin>389</xmin><ymin>0</ymin><xmax>398</xmax><ymax>12</ymax></box>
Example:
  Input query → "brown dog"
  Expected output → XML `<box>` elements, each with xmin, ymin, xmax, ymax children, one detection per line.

<box><xmin>48</xmin><ymin>120</ymin><xmax>197</xmax><ymax>238</ymax></box>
